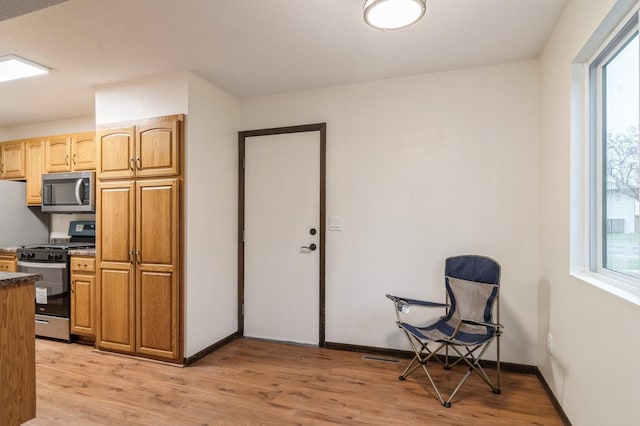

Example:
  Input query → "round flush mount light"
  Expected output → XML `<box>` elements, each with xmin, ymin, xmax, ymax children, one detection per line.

<box><xmin>364</xmin><ymin>0</ymin><xmax>427</xmax><ymax>30</ymax></box>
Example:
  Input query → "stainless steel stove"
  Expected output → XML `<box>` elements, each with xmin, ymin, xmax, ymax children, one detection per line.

<box><xmin>17</xmin><ymin>221</ymin><xmax>95</xmax><ymax>341</ymax></box>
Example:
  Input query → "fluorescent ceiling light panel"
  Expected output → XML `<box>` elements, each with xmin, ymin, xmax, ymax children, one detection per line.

<box><xmin>364</xmin><ymin>0</ymin><xmax>426</xmax><ymax>30</ymax></box>
<box><xmin>0</xmin><ymin>55</ymin><xmax>49</xmax><ymax>83</ymax></box>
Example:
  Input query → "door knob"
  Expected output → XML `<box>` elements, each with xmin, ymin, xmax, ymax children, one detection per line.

<box><xmin>301</xmin><ymin>243</ymin><xmax>317</xmax><ymax>251</ymax></box>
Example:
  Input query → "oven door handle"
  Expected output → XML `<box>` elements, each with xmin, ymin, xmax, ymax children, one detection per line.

<box><xmin>18</xmin><ymin>261</ymin><xmax>67</xmax><ymax>269</ymax></box>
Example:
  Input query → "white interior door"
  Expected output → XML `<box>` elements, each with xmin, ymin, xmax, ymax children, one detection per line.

<box><xmin>244</xmin><ymin>131</ymin><xmax>320</xmax><ymax>345</ymax></box>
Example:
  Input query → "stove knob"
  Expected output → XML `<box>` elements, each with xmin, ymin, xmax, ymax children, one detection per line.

<box><xmin>48</xmin><ymin>254</ymin><xmax>54</xmax><ymax>260</ymax></box>
<box><xmin>20</xmin><ymin>253</ymin><xmax>26</xmax><ymax>259</ymax></box>
<box><xmin>55</xmin><ymin>254</ymin><xmax>63</xmax><ymax>260</ymax></box>
<box><xmin>28</xmin><ymin>253</ymin><xmax>36</xmax><ymax>259</ymax></box>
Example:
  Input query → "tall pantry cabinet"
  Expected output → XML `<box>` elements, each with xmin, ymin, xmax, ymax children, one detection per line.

<box><xmin>95</xmin><ymin>115</ymin><xmax>183</xmax><ymax>363</ymax></box>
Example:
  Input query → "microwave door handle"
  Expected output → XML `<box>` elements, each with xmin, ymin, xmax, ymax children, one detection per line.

<box><xmin>43</xmin><ymin>184</ymin><xmax>51</xmax><ymax>205</ymax></box>
<box><xmin>75</xmin><ymin>178</ymin><xmax>83</xmax><ymax>205</ymax></box>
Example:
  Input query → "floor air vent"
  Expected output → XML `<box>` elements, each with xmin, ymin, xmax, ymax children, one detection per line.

<box><xmin>362</xmin><ymin>355</ymin><xmax>401</xmax><ymax>364</ymax></box>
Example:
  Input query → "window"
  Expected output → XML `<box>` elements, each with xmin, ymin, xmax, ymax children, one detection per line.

<box><xmin>590</xmin><ymin>13</ymin><xmax>640</xmax><ymax>286</ymax></box>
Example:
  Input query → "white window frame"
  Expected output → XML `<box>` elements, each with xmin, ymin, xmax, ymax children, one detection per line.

<box><xmin>589</xmin><ymin>14</ymin><xmax>639</xmax><ymax>287</ymax></box>
<box><xmin>571</xmin><ymin>2</ymin><xmax>640</xmax><ymax>306</ymax></box>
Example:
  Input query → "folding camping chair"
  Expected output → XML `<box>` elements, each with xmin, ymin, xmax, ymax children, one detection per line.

<box><xmin>386</xmin><ymin>255</ymin><xmax>502</xmax><ymax>407</ymax></box>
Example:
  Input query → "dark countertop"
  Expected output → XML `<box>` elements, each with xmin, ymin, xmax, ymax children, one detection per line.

<box><xmin>68</xmin><ymin>248</ymin><xmax>96</xmax><ymax>257</ymax></box>
<box><xmin>0</xmin><ymin>247</ymin><xmax>19</xmax><ymax>254</ymax></box>
<box><xmin>0</xmin><ymin>273</ymin><xmax>41</xmax><ymax>289</ymax></box>
<box><xmin>2</xmin><ymin>247</ymin><xmax>96</xmax><ymax>256</ymax></box>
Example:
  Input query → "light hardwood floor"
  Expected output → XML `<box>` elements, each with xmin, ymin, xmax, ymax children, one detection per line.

<box><xmin>25</xmin><ymin>338</ymin><xmax>563</xmax><ymax>425</ymax></box>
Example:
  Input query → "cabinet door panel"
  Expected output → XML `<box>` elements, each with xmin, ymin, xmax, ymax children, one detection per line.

<box><xmin>1</xmin><ymin>141</ymin><xmax>26</xmax><ymax>179</ymax></box>
<box><xmin>72</xmin><ymin>133</ymin><xmax>96</xmax><ymax>171</ymax></box>
<box><xmin>26</xmin><ymin>140</ymin><xmax>44</xmax><ymax>205</ymax></box>
<box><xmin>98</xmin><ymin>181</ymin><xmax>135</xmax><ymax>263</ymax></box>
<box><xmin>135</xmin><ymin>178</ymin><xmax>179</xmax><ymax>360</ymax></box>
<box><xmin>136</xmin><ymin>120</ymin><xmax>179</xmax><ymax>177</ymax></box>
<box><xmin>97</xmin><ymin>179</ymin><xmax>136</xmax><ymax>353</ymax></box>
<box><xmin>137</xmin><ymin>179</ymin><xmax>178</xmax><ymax>266</ymax></box>
<box><xmin>71</xmin><ymin>274</ymin><xmax>95</xmax><ymax>336</ymax></box>
<box><xmin>97</xmin><ymin>127</ymin><xmax>134</xmax><ymax>179</ymax></box>
<box><xmin>136</xmin><ymin>270</ymin><xmax>177</xmax><ymax>358</ymax></box>
<box><xmin>45</xmin><ymin>136</ymin><xmax>71</xmax><ymax>172</ymax></box>
<box><xmin>98</xmin><ymin>268</ymin><xmax>134</xmax><ymax>352</ymax></box>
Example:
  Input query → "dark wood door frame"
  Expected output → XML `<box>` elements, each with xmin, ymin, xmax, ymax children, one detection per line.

<box><xmin>238</xmin><ymin>123</ymin><xmax>327</xmax><ymax>346</ymax></box>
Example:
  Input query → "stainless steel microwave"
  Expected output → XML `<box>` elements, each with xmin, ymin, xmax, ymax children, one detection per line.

<box><xmin>41</xmin><ymin>171</ymin><xmax>95</xmax><ymax>213</ymax></box>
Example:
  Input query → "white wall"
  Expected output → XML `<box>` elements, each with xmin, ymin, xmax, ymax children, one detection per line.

<box><xmin>50</xmin><ymin>213</ymin><xmax>96</xmax><ymax>240</ymax></box>
<box><xmin>184</xmin><ymin>73</ymin><xmax>239</xmax><ymax>357</ymax></box>
<box><xmin>240</xmin><ymin>61</ymin><xmax>540</xmax><ymax>364</ymax></box>
<box><xmin>95</xmin><ymin>72</ymin><xmax>189</xmax><ymax>125</ymax></box>
<box><xmin>95</xmin><ymin>71</ymin><xmax>240</xmax><ymax>358</ymax></box>
<box><xmin>5</xmin><ymin>116</ymin><xmax>94</xmax><ymax>140</ymax></box>
<box><xmin>538</xmin><ymin>0</ymin><xmax>640</xmax><ymax>425</ymax></box>
<box><xmin>0</xmin><ymin>127</ymin><xmax>7</xmax><ymax>140</ymax></box>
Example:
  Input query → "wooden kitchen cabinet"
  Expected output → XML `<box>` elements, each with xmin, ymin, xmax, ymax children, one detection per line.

<box><xmin>96</xmin><ymin>177</ymin><xmax>181</xmax><ymax>361</ymax></box>
<box><xmin>0</xmin><ymin>278</ymin><xmax>36</xmax><ymax>425</ymax></box>
<box><xmin>0</xmin><ymin>252</ymin><xmax>17</xmax><ymax>272</ymax></box>
<box><xmin>134</xmin><ymin>119</ymin><xmax>180</xmax><ymax>178</ymax></box>
<box><xmin>44</xmin><ymin>135</ymin><xmax>71</xmax><ymax>172</ymax></box>
<box><xmin>97</xmin><ymin>116</ymin><xmax>182</xmax><ymax>180</ymax></box>
<box><xmin>96</xmin><ymin>127</ymin><xmax>134</xmax><ymax>180</ymax></box>
<box><xmin>70</xmin><ymin>256</ymin><xmax>96</xmax><ymax>337</ymax></box>
<box><xmin>1</xmin><ymin>140</ymin><xmax>26</xmax><ymax>179</ymax></box>
<box><xmin>135</xmin><ymin>178</ymin><xmax>180</xmax><ymax>359</ymax></box>
<box><xmin>25</xmin><ymin>139</ymin><xmax>45</xmax><ymax>205</ymax></box>
<box><xmin>0</xmin><ymin>131</ymin><xmax>95</xmax><ymax>204</ymax></box>
<box><xmin>71</xmin><ymin>132</ymin><xmax>97</xmax><ymax>171</ymax></box>
<box><xmin>45</xmin><ymin>132</ymin><xmax>96</xmax><ymax>173</ymax></box>
<box><xmin>96</xmin><ymin>180</ymin><xmax>135</xmax><ymax>353</ymax></box>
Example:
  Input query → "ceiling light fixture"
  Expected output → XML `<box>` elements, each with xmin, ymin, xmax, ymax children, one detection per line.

<box><xmin>364</xmin><ymin>0</ymin><xmax>426</xmax><ymax>30</ymax></box>
<box><xmin>0</xmin><ymin>55</ymin><xmax>49</xmax><ymax>83</ymax></box>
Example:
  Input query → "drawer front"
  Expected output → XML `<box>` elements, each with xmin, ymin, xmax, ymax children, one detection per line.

<box><xmin>0</xmin><ymin>259</ymin><xmax>17</xmax><ymax>272</ymax></box>
<box><xmin>71</xmin><ymin>257</ymin><xmax>96</xmax><ymax>273</ymax></box>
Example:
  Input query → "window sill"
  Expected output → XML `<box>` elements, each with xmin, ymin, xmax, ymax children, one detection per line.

<box><xmin>571</xmin><ymin>271</ymin><xmax>640</xmax><ymax>306</ymax></box>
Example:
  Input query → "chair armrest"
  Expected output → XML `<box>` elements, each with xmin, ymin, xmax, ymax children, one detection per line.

<box><xmin>386</xmin><ymin>294</ymin><xmax>448</xmax><ymax>310</ymax></box>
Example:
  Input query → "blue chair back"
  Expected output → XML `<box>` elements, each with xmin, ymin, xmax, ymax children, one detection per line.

<box><xmin>443</xmin><ymin>255</ymin><xmax>501</xmax><ymax>329</ymax></box>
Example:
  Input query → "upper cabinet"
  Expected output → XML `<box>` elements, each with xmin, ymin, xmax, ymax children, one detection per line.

<box><xmin>44</xmin><ymin>136</ymin><xmax>71</xmax><ymax>172</ymax></box>
<box><xmin>45</xmin><ymin>132</ymin><xmax>96</xmax><ymax>173</ymax></box>
<box><xmin>0</xmin><ymin>141</ymin><xmax>26</xmax><ymax>180</ymax></box>
<box><xmin>0</xmin><ymin>131</ymin><xmax>95</xmax><ymax>204</ymax></box>
<box><xmin>72</xmin><ymin>133</ymin><xmax>97</xmax><ymax>171</ymax></box>
<box><xmin>97</xmin><ymin>116</ymin><xmax>182</xmax><ymax>180</ymax></box>
<box><xmin>96</xmin><ymin>127</ymin><xmax>134</xmax><ymax>179</ymax></box>
<box><xmin>25</xmin><ymin>139</ymin><xmax>45</xmax><ymax>205</ymax></box>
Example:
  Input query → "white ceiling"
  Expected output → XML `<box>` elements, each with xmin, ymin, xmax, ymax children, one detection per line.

<box><xmin>0</xmin><ymin>0</ymin><xmax>568</xmax><ymax>128</ymax></box>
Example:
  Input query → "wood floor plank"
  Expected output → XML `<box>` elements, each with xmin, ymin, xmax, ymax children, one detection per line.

<box><xmin>24</xmin><ymin>338</ymin><xmax>564</xmax><ymax>425</ymax></box>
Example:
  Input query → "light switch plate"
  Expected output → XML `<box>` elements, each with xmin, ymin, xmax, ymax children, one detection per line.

<box><xmin>329</xmin><ymin>215</ymin><xmax>343</xmax><ymax>231</ymax></box>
